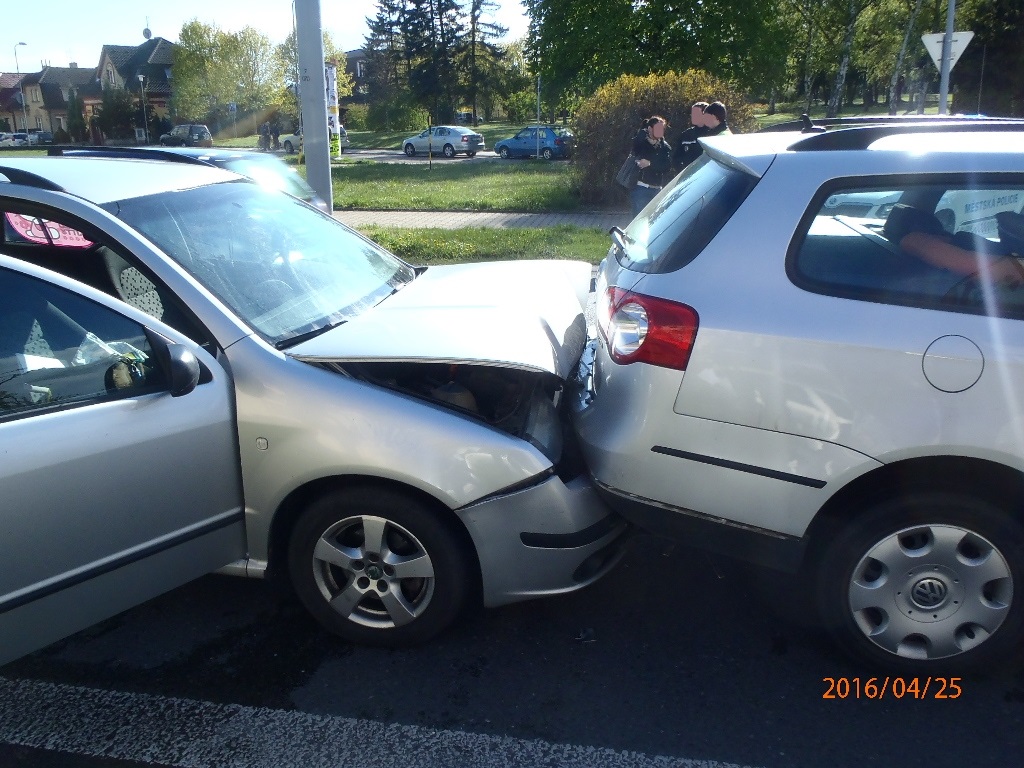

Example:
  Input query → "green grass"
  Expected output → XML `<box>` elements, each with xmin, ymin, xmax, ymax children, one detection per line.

<box><xmin>330</xmin><ymin>161</ymin><xmax>582</xmax><ymax>211</ymax></box>
<box><xmin>357</xmin><ymin>225</ymin><xmax>610</xmax><ymax>265</ymax></box>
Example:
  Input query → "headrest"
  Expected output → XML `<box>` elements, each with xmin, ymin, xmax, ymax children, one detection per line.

<box><xmin>997</xmin><ymin>211</ymin><xmax>1024</xmax><ymax>255</ymax></box>
<box><xmin>883</xmin><ymin>204</ymin><xmax>946</xmax><ymax>245</ymax></box>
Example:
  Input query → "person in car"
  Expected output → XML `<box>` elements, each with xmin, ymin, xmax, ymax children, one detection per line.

<box><xmin>629</xmin><ymin>115</ymin><xmax>673</xmax><ymax>216</ymax></box>
<box><xmin>888</xmin><ymin>204</ymin><xmax>1024</xmax><ymax>282</ymax></box>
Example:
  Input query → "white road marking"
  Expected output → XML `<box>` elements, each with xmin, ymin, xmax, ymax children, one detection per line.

<box><xmin>0</xmin><ymin>676</ymin><xmax>761</xmax><ymax>768</ymax></box>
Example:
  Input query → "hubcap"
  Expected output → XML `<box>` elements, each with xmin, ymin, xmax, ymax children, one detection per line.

<box><xmin>847</xmin><ymin>524</ymin><xmax>1013</xmax><ymax>660</ymax></box>
<box><xmin>311</xmin><ymin>515</ymin><xmax>435</xmax><ymax>629</ymax></box>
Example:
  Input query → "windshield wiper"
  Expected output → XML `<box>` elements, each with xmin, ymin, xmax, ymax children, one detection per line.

<box><xmin>276</xmin><ymin>320</ymin><xmax>346</xmax><ymax>350</ymax></box>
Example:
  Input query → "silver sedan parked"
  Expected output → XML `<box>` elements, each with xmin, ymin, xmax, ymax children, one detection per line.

<box><xmin>0</xmin><ymin>156</ymin><xmax>626</xmax><ymax>665</ymax></box>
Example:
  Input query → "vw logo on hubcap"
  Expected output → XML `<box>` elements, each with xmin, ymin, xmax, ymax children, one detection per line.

<box><xmin>911</xmin><ymin>577</ymin><xmax>948</xmax><ymax>609</ymax></box>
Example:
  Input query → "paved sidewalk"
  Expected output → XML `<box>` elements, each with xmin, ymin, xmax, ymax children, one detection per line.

<box><xmin>334</xmin><ymin>209</ymin><xmax>629</xmax><ymax>230</ymax></box>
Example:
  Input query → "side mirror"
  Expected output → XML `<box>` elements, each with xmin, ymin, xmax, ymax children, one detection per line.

<box><xmin>166</xmin><ymin>344</ymin><xmax>201</xmax><ymax>397</ymax></box>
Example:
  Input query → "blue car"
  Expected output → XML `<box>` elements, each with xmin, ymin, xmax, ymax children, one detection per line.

<box><xmin>494</xmin><ymin>125</ymin><xmax>573</xmax><ymax>160</ymax></box>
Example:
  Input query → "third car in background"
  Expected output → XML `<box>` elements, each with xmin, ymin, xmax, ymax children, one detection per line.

<box><xmin>494</xmin><ymin>125</ymin><xmax>573</xmax><ymax>160</ymax></box>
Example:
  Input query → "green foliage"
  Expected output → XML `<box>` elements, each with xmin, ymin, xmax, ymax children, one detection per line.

<box><xmin>367</xmin><ymin>94</ymin><xmax>430</xmax><ymax>131</ymax></box>
<box><xmin>952</xmin><ymin>0</ymin><xmax>1024</xmax><ymax>116</ymax></box>
<box><xmin>572</xmin><ymin>70</ymin><xmax>757</xmax><ymax>205</ymax></box>
<box><xmin>94</xmin><ymin>87</ymin><xmax>139</xmax><ymax>140</ymax></box>
<box><xmin>66</xmin><ymin>88</ymin><xmax>87</xmax><ymax>143</ymax></box>
<box><xmin>344</xmin><ymin>104</ymin><xmax>369</xmax><ymax>130</ymax></box>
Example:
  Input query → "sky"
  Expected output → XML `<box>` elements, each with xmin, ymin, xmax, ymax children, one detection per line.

<box><xmin>1</xmin><ymin>0</ymin><xmax>530</xmax><ymax>74</ymax></box>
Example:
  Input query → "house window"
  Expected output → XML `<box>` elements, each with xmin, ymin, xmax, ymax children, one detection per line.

<box><xmin>36</xmin><ymin>116</ymin><xmax>42</xmax><ymax>130</ymax></box>
<box><xmin>32</xmin><ymin>88</ymin><xmax>41</xmax><ymax>103</ymax></box>
<box><xmin>356</xmin><ymin>60</ymin><xmax>365</xmax><ymax>79</ymax></box>
<box><xmin>55</xmin><ymin>117</ymin><xmax>64</xmax><ymax>130</ymax></box>
<box><xmin>106</xmin><ymin>66</ymin><xmax>115</xmax><ymax>85</ymax></box>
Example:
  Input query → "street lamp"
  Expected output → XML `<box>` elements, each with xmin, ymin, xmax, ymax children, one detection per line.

<box><xmin>14</xmin><ymin>42</ymin><xmax>27</xmax><ymax>132</ymax></box>
<box><xmin>137</xmin><ymin>74</ymin><xmax>148</xmax><ymax>143</ymax></box>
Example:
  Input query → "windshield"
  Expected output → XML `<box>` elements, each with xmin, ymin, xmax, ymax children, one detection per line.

<box><xmin>217</xmin><ymin>155</ymin><xmax>319</xmax><ymax>204</ymax></box>
<box><xmin>616</xmin><ymin>154</ymin><xmax>758</xmax><ymax>274</ymax></box>
<box><xmin>104</xmin><ymin>182</ymin><xmax>416</xmax><ymax>346</ymax></box>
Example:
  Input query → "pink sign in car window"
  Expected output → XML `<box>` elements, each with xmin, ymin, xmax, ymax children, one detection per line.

<box><xmin>4</xmin><ymin>213</ymin><xmax>94</xmax><ymax>248</ymax></box>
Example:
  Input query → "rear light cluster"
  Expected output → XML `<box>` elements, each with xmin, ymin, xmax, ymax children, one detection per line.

<box><xmin>598</xmin><ymin>286</ymin><xmax>699</xmax><ymax>371</ymax></box>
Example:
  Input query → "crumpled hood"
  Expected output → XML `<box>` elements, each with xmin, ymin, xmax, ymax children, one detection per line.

<box><xmin>289</xmin><ymin>259</ymin><xmax>592</xmax><ymax>380</ymax></box>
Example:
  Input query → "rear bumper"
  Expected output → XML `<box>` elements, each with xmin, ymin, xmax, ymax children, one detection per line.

<box><xmin>456</xmin><ymin>474</ymin><xmax>629</xmax><ymax>606</ymax></box>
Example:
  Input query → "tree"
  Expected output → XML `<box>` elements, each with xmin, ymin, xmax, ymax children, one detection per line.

<box><xmin>66</xmin><ymin>87</ymin><xmax>87</xmax><ymax>142</ymax></box>
<box><xmin>953</xmin><ymin>0</ymin><xmax>1024</xmax><ymax>116</ymax></box>
<box><xmin>463</xmin><ymin>0</ymin><xmax>507</xmax><ymax>121</ymax></box>
<box><xmin>172</xmin><ymin>21</ymin><xmax>236</xmax><ymax>122</ymax></box>
<box><xmin>274</xmin><ymin>29</ymin><xmax>352</xmax><ymax>130</ymax></box>
<box><xmin>94</xmin><ymin>87</ymin><xmax>138</xmax><ymax>140</ymax></box>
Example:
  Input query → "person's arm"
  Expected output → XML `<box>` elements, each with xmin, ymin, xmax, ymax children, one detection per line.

<box><xmin>901</xmin><ymin>231</ymin><xmax>1024</xmax><ymax>281</ymax></box>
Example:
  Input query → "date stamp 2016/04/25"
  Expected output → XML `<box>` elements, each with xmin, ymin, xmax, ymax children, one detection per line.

<box><xmin>823</xmin><ymin>677</ymin><xmax>962</xmax><ymax>700</ymax></box>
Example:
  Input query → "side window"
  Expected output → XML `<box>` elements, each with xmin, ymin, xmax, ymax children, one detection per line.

<box><xmin>1</xmin><ymin>268</ymin><xmax>169</xmax><ymax>419</ymax></box>
<box><xmin>0</xmin><ymin>206</ymin><xmax>211</xmax><ymax>346</ymax></box>
<box><xmin>791</xmin><ymin>180</ymin><xmax>1024</xmax><ymax>316</ymax></box>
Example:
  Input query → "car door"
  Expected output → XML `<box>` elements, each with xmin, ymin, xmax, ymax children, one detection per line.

<box><xmin>0</xmin><ymin>259</ymin><xmax>246</xmax><ymax>665</ymax></box>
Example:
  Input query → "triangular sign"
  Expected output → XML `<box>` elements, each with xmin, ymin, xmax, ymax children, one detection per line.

<box><xmin>922</xmin><ymin>31</ymin><xmax>975</xmax><ymax>72</ymax></box>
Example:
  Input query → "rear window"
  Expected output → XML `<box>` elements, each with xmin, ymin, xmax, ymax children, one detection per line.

<box><xmin>614</xmin><ymin>154</ymin><xmax>757</xmax><ymax>274</ymax></box>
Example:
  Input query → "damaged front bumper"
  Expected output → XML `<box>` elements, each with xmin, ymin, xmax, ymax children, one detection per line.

<box><xmin>456</xmin><ymin>473</ymin><xmax>629</xmax><ymax>607</ymax></box>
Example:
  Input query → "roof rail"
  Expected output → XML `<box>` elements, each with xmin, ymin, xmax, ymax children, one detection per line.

<box><xmin>46</xmin><ymin>145</ymin><xmax>207</xmax><ymax>166</ymax></box>
<box><xmin>0</xmin><ymin>166</ymin><xmax>65</xmax><ymax>192</ymax></box>
<box><xmin>784</xmin><ymin>118</ymin><xmax>1024</xmax><ymax>151</ymax></box>
<box><xmin>759</xmin><ymin>114</ymin><xmax>1024</xmax><ymax>134</ymax></box>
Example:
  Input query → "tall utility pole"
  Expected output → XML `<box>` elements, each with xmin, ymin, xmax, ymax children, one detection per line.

<box><xmin>937</xmin><ymin>0</ymin><xmax>957</xmax><ymax>115</ymax></box>
<box><xmin>294</xmin><ymin>0</ymin><xmax>332</xmax><ymax>211</ymax></box>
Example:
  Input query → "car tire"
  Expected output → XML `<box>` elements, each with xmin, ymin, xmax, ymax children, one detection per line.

<box><xmin>499</xmin><ymin>146</ymin><xmax>511</xmax><ymax>159</ymax></box>
<box><xmin>814</xmin><ymin>491</ymin><xmax>1024</xmax><ymax>672</ymax></box>
<box><xmin>442</xmin><ymin>144</ymin><xmax>456</xmax><ymax>159</ymax></box>
<box><xmin>404</xmin><ymin>144</ymin><xmax>416</xmax><ymax>157</ymax></box>
<box><xmin>466</xmin><ymin>151</ymin><xmax>476</xmax><ymax>157</ymax></box>
<box><xmin>284</xmin><ymin>141</ymin><xmax>294</xmax><ymax>154</ymax></box>
<box><xmin>541</xmin><ymin>148</ymin><xmax>554</xmax><ymax>160</ymax></box>
<box><xmin>287</xmin><ymin>486</ymin><xmax>473</xmax><ymax>647</ymax></box>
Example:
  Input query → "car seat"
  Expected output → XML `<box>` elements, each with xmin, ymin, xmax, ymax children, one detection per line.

<box><xmin>882</xmin><ymin>204</ymin><xmax>946</xmax><ymax>246</ymax></box>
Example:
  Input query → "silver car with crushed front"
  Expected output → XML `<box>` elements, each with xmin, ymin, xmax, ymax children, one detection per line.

<box><xmin>0</xmin><ymin>156</ymin><xmax>626</xmax><ymax>665</ymax></box>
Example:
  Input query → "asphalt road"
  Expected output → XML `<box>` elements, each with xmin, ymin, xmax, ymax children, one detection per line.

<box><xmin>3</xmin><ymin>533</ymin><xmax>1023</xmax><ymax>768</ymax></box>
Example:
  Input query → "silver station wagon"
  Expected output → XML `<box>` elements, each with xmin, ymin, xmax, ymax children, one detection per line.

<box><xmin>0</xmin><ymin>156</ymin><xmax>627</xmax><ymax>665</ymax></box>
<box><xmin>573</xmin><ymin>118</ymin><xmax>1024</xmax><ymax>672</ymax></box>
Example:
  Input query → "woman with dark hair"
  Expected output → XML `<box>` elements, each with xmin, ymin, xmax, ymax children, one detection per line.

<box><xmin>628</xmin><ymin>115</ymin><xmax>672</xmax><ymax>216</ymax></box>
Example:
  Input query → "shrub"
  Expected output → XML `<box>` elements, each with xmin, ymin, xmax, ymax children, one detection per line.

<box><xmin>344</xmin><ymin>104</ymin><xmax>369</xmax><ymax>130</ymax></box>
<box><xmin>572</xmin><ymin>70</ymin><xmax>757</xmax><ymax>205</ymax></box>
<box><xmin>367</xmin><ymin>96</ymin><xmax>429</xmax><ymax>131</ymax></box>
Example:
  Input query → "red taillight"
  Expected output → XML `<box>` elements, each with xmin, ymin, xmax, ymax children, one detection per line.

<box><xmin>599</xmin><ymin>287</ymin><xmax>699</xmax><ymax>370</ymax></box>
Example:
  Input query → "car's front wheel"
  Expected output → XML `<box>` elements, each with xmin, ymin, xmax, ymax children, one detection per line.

<box><xmin>815</xmin><ymin>492</ymin><xmax>1024</xmax><ymax>671</ymax></box>
<box><xmin>499</xmin><ymin>146</ymin><xmax>511</xmax><ymax>159</ymax></box>
<box><xmin>442</xmin><ymin>144</ymin><xmax>456</xmax><ymax>158</ymax></box>
<box><xmin>288</xmin><ymin>486</ymin><xmax>473</xmax><ymax>646</ymax></box>
<box><xmin>404</xmin><ymin>143</ymin><xmax>416</xmax><ymax>157</ymax></box>
<box><xmin>284</xmin><ymin>140</ymin><xmax>294</xmax><ymax>154</ymax></box>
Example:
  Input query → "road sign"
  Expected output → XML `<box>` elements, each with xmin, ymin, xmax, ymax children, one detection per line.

<box><xmin>228</xmin><ymin>102</ymin><xmax>237</xmax><ymax>113</ymax></box>
<box><xmin>922</xmin><ymin>31</ymin><xmax>974</xmax><ymax>73</ymax></box>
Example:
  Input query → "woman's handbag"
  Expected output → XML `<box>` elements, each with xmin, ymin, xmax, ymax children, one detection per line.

<box><xmin>614</xmin><ymin>154</ymin><xmax>641</xmax><ymax>191</ymax></box>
